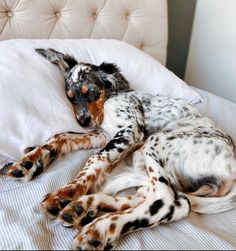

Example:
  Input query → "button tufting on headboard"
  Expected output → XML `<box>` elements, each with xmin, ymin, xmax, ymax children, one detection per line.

<box><xmin>55</xmin><ymin>11</ymin><xmax>61</xmax><ymax>18</ymax></box>
<box><xmin>0</xmin><ymin>0</ymin><xmax>168</xmax><ymax>65</ymax></box>
<box><xmin>6</xmin><ymin>11</ymin><xmax>13</xmax><ymax>18</ymax></box>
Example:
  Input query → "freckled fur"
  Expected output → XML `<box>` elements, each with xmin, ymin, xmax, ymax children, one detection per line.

<box><xmin>3</xmin><ymin>48</ymin><xmax>236</xmax><ymax>250</ymax></box>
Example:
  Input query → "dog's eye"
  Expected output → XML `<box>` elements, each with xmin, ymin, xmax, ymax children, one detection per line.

<box><xmin>87</xmin><ymin>87</ymin><xmax>100</xmax><ymax>102</ymax></box>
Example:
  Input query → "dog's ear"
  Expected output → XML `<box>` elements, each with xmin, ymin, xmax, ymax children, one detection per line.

<box><xmin>35</xmin><ymin>48</ymin><xmax>78</xmax><ymax>72</ymax></box>
<box><xmin>98</xmin><ymin>62</ymin><xmax>120</xmax><ymax>88</ymax></box>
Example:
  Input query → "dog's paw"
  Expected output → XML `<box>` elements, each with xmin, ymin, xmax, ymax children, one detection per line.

<box><xmin>73</xmin><ymin>217</ymin><xmax>119</xmax><ymax>250</ymax></box>
<box><xmin>1</xmin><ymin>147</ymin><xmax>50</xmax><ymax>181</ymax></box>
<box><xmin>57</xmin><ymin>197</ymin><xmax>100</xmax><ymax>228</ymax></box>
<box><xmin>40</xmin><ymin>184</ymin><xmax>87</xmax><ymax>219</ymax></box>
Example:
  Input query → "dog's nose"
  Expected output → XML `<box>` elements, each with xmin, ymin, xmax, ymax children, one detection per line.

<box><xmin>77</xmin><ymin>116</ymin><xmax>91</xmax><ymax>127</ymax></box>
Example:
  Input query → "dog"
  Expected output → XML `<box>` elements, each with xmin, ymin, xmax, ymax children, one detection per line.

<box><xmin>2</xmin><ymin>48</ymin><xmax>236</xmax><ymax>250</ymax></box>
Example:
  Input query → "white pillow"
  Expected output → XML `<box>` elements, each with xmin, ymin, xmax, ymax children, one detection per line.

<box><xmin>0</xmin><ymin>39</ymin><xmax>202</xmax><ymax>163</ymax></box>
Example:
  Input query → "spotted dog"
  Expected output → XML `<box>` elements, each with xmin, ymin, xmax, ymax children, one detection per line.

<box><xmin>2</xmin><ymin>48</ymin><xmax>236</xmax><ymax>250</ymax></box>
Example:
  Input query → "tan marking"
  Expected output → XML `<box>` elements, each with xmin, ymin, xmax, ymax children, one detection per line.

<box><xmin>97</xmin><ymin>202</ymin><xmax>116</xmax><ymax>212</ymax></box>
<box><xmin>109</xmin><ymin>223</ymin><xmax>116</xmax><ymax>234</ymax></box>
<box><xmin>77</xmin><ymin>171</ymin><xmax>86</xmax><ymax>179</ymax></box>
<box><xmin>87</xmin><ymin>90</ymin><xmax>106</xmax><ymax>126</ymax></box>
<box><xmin>153</xmin><ymin>177</ymin><xmax>157</xmax><ymax>182</ymax></box>
<box><xmin>111</xmin><ymin>216</ymin><xmax>119</xmax><ymax>221</ymax></box>
<box><xmin>87</xmin><ymin>174</ymin><xmax>96</xmax><ymax>183</ymax></box>
<box><xmin>25</xmin><ymin>148</ymin><xmax>43</xmax><ymax>162</ymax></box>
<box><xmin>87</xmin><ymin>196</ymin><xmax>94</xmax><ymax>208</ymax></box>
<box><xmin>81</xmin><ymin>84</ymin><xmax>88</xmax><ymax>94</ymax></box>
<box><xmin>149</xmin><ymin>167</ymin><xmax>154</xmax><ymax>172</ymax></box>
<box><xmin>120</xmin><ymin>203</ymin><xmax>130</xmax><ymax>210</ymax></box>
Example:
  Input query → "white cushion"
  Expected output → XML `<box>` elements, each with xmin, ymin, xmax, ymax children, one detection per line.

<box><xmin>0</xmin><ymin>39</ymin><xmax>202</xmax><ymax>163</ymax></box>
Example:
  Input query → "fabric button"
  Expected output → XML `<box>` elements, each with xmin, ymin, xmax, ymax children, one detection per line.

<box><xmin>125</xmin><ymin>12</ymin><xmax>130</xmax><ymax>19</ymax></box>
<box><xmin>6</xmin><ymin>11</ymin><xmax>13</xmax><ymax>18</ymax></box>
<box><xmin>92</xmin><ymin>11</ymin><xmax>97</xmax><ymax>19</ymax></box>
<box><xmin>140</xmin><ymin>42</ymin><xmax>144</xmax><ymax>50</ymax></box>
<box><xmin>55</xmin><ymin>11</ymin><xmax>61</xmax><ymax>18</ymax></box>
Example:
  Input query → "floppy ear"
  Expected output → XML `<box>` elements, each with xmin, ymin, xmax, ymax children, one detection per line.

<box><xmin>98</xmin><ymin>62</ymin><xmax>120</xmax><ymax>88</ymax></box>
<box><xmin>35</xmin><ymin>48</ymin><xmax>78</xmax><ymax>72</ymax></box>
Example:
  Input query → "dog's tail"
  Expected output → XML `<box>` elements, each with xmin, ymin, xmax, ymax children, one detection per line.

<box><xmin>102</xmin><ymin>170</ymin><xmax>236</xmax><ymax>214</ymax></box>
<box><xmin>185</xmin><ymin>186</ymin><xmax>236</xmax><ymax>214</ymax></box>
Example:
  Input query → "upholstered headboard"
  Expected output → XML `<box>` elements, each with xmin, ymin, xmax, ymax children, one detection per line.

<box><xmin>0</xmin><ymin>0</ymin><xmax>168</xmax><ymax>65</ymax></box>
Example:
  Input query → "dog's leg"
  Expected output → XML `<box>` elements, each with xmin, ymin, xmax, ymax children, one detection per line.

<box><xmin>57</xmin><ymin>186</ymin><xmax>147</xmax><ymax>228</ymax></box>
<box><xmin>73</xmin><ymin>152</ymin><xmax>190</xmax><ymax>250</ymax></box>
<box><xmin>40</xmin><ymin>124</ymin><xmax>145</xmax><ymax>218</ymax></box>
<box><xmin>1</xmin><ymin>132</ymin><xmax>107</xmax><ymax>181</ymax></box>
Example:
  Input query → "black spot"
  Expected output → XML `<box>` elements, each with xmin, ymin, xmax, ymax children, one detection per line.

<box><xmin>97</xmin><ymin>207</ymin><xmax>116</xmax><ymax>213</ymax></box>
<box><xmin>104</xmin><ymin>242</ymin><xmax>114</xmax><ymax>250</ymax></box>
<box><xmin>158</xmin><ymin>159</ymin><xmax>165</xmax><ymax>168</ymax></box>
<box><xmin>160</xmin><ymin>205</ymin><xmax>175</xmax><ymax>222</ymax></box>
<box><xmin>49</xmin><ymin>149</ymin><xmax>57</xmax><ymax>160</ymax></box>
<box><xmin>88</xmin><ymin>240</ymin><xmax>101</xmax><ymax>248</ymax></box>
<box><xmin>32</xmin><ymin>162</ymin><xmax>44</xmax><ymax>178</ymax></box>
<box><xmin>0</xmin><ymin>162</ymin><xmax>13</xmax><ymax>175</ymax></box>
<box><xmin>121</xmin><ymin>218</ymin><xmax>149</xmax><ymax>234</ymax></box>
<box><xmin>101</xmin><ymin>131</ymin><xmax>129</xmax><ymax>153</ymax></box>
<box><xmin>24</xmin><ymin>146</ymin><xmax>36</xmax><ymax>154</ymax></box>
<box><xmin>67</xmin><ymin>131</ymin><xmax>83</xmax><ymax>134</ymax></box>
<box><xmin>48</xmin><ymin>207</ymin><xmax>60</xmax><ymax>216</ymax></box>
<box><xmin>159</xmin><ymin>176</ymin><xmax>169</xmax><ymax>185</ymax></box>
<box><xmin>73</xmin><ymin>206</ymin><xmax>84</xmax><ymax>217</ymax></box>
<box><xmin>80</xmin><ymin>214</ymin><xmax>94</xmax><ymax>226</ymax></box>
<box><xmin>61</xmin><ymin>212</ymin><xmax>74</xmax><ymax>223</ymax></box>
<box><xmin>149</xmin><ymin>199</ymin><xmax>164</xmax><ymax>216</ymax></box>
<box><xmin>59</xmin><ymin>199</ymin><xmax>71</xmax><ymax>208</ymax></box>
<box><xmin>174</xmin><ymin>199</ymin><xmax>181</xmax><ymax>207</ymax></box>
<box><xmin>117</xmin><ymin>148</ymin><xmax>124</xmax><ymax>153</ymax></box>
<box><xmin>166</xmin><ymin>136</ymin><xmax>176</xmax><ymax>140</ymax></box>
<box><xmin>10</xmin><ymin>169</ymin><xmax>24</xmax><ymax>178</ymax></box>
<box><xmin>21</xmin><ymin>161</ymin><xmax>33</xmax><ymax>170</ymax></box>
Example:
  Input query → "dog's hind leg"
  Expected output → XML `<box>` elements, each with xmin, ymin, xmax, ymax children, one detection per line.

<box><xmin>73</xmin><ymin>150</ymin><xmax>190</xmax><ymax>251</ymax></box>
<box><xmin>1</xmin><ymin>132</ymin><xmax>107</xmax><ymax>181</ymax></box>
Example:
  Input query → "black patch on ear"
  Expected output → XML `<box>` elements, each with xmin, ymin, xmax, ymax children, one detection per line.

<box><xmin>99</xmin><ymin>62</ymin><xmax>120</xmax><ymax>74</ymax></box>
<box><xmin>35</xmin><ymin>48</ymin><xmax>78</xmax><ymax>71</ymax></box>
<box><xmin>62</xmin><ymin>54</ymin><xmax>78</xmax><ymax>70</ymax></box>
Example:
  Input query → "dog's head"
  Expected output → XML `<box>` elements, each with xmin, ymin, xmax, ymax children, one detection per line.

<box><xmin>35</xmin><ymin>48</ymin><xmax>130</xmax><ymax>129</ymax></box>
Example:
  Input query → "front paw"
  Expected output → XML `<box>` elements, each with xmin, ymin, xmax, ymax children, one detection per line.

<box><xmin>0</xmin><ymin>146</ymin><xmax>52</xmax><ymax>181</ymax></box>
<box><xmin>40</xmin><ymin>184</ymin><xmax>87</xmax><ymax>219</ymax></box>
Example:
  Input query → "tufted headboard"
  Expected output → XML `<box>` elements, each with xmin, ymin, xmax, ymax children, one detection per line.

<box><xmin>0</xmin><ymin>0</ymin><xmax>168</xmax><ymax>65</ymax></box>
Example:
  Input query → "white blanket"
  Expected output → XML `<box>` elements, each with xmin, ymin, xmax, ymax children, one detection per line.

<box><xmin>0</xmin><ymin>87</ymin><xmax>236</xmax><ymax>250</ymax></box>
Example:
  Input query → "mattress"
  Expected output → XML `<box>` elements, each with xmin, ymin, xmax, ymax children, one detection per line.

<box><xmin>0</xmin><ymin>87</ymin><xmax>235</xmax><ymax>250</ymax></box>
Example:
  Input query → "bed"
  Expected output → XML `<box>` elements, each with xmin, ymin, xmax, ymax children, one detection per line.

<box><xmin>0</xmin><ymin>0</ymin><xmax>235</xmax><ymax>250</ymax></box>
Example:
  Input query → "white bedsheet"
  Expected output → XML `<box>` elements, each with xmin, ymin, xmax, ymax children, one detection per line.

<box><xmin>0</xmin><ymin>87</ymin><xmax>236</xmax><ymax>250</ymax></box>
